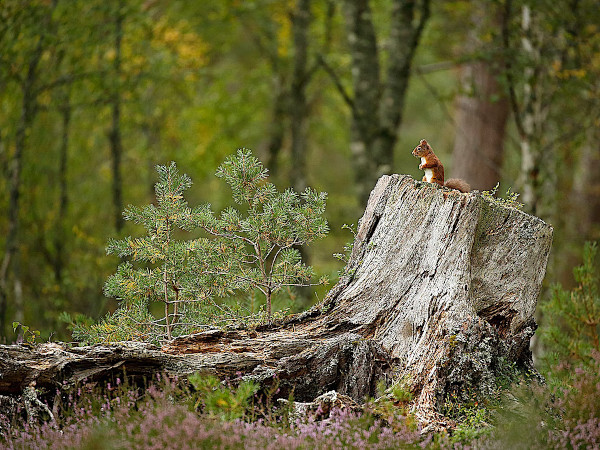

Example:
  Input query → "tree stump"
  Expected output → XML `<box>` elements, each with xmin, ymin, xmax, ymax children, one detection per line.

<box><xmin>0</xmin><ymin>175</ymin><xmax>553</xmax><ymax>426</ymax></box>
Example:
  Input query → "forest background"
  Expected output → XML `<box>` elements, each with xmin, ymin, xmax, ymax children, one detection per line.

<box><xmin>0</xmin><ymin>0</ymin><xmax>598</xmax><ymax>354</ymax></box>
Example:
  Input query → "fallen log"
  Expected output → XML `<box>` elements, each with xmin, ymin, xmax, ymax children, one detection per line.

<box><xmin>0</xmin><ymin>175</ymin><xmax>553</xmax><ymax>426</ymax></box>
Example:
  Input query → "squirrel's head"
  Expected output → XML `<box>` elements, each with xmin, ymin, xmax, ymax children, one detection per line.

<box><xmin>412</xmin><ymin>139</ymin><xmax>431</xmax><ymax>157</ymax></box>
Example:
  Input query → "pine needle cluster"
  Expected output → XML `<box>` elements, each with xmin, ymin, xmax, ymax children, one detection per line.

<box><xmin>75</xmin><ymin>149</ymin><xmax>328</xmax><ymax>344</ymax></box>
<box><xmin>196</xmin><ymin>149</ymin><xmax>329</xmax><ymax>318</ymax></box>
<box><xmin>542</xmin><ymin>241</ymin><xmax>600</xmax><ymax>366</ymax></box>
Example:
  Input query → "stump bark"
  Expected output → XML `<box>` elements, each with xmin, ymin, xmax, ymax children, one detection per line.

<box><xmin>0</xmin><ymin>175</ymin><xmax>553</xmax><ymax>426</ymax></box>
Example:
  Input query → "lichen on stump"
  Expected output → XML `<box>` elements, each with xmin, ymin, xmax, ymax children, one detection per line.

<box><xmin>320</xmin><ymin>174</ymin><xmax>552</xmax><ymax>423</ymax></box>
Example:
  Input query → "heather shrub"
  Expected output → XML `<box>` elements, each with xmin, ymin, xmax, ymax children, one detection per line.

<box><xmin>1</xmin><ymin>375</ymin><xmax>141</xmax><ymax>449</ymax></box>
<box><xmin>0</xmin><ymin>374</ymin><xmax>428</xmax><ymax>450</ymax></box>
<box><xmin>469</xmin><ymin>353</ymin><xmax>600</xmax><ymax>449</ymax></box>
<box><xmin>478</xmin><ymin>381</ymin><xmax>556</xmax><ymax>449</ymax></box>
<box><xmin>549</xmin><ymin>351</ymin><xmax>600</xmax><ymax>448</ymax></box>
<box><xmin>7</xmin><ymin>356</ymin><xmax>599</xmax><ymax>450</ymax></box>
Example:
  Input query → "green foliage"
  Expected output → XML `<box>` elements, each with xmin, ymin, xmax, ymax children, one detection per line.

<box><xmin>380</xmin><ymin>376</ymin><xmax>414</xmax><ymax>406</ymax></box>
<box><xmin>100</xmin><ymin>162</ymin><xmax>227</xmax><ymax>341</ymax></box>
<box><xmin>484</xmin><ymin>381</ymin><xmax>557</xmax><ymax>449</ymax></box>
<box><xmin>437</xmin><ymin>389</ymin><xmax>494</xmax><ymax>446</ymax></box>
<box><xmin>438</xmin><ymin>356</ymin><xmax>524</xmax><ymax>445</ymax></box>
<box><xmin>368</xmin><ymin>377</ymin><xmax>418</xmax><ymax>432</ymax></box>
<box><xmin>333</xmin><ymin>223</ymin><xmax>356</xmax><ymax>264</ymax></box>
<box><xmin>70</xmin><ymin>299</ymin><xmax>158</xmax><ymax>344</ymax></box>
<box><xmin>333</xmin><ymin>223</ymin><xmax>358</xmax><ymax>280</ymax></box>
<box><xmin>12</xmin><ymin>321</ymin><xmax>41</xmax><ymax>344</ymax></box>
<box><xmin>76</xmin><ymin>150</ymin><xmax>328</xmax><ymax>344</ymax></box>
<box><xmin>450</xmin><ymin>406</ymin><xmax>491</xmax><ymax>445</ymax></box>
<box><xmin>188</xmin><ymin>373</ymin><xmax>258</xmax><ymax>421</ymax></box>
<box><xmin>481</xmin><ymin>183</ymin><xmax>524</xmax><ymax>210</ymax></box>
<box><xmin>0</xmin><ymin>0</ymin><xmax>595</xmax><ymax>365</ymax></box>
<box><xmin>542</xmin><ymin>241</ymin><xmax>600</xmax><ymax>366</ymax></box>
<box><xmin>195</xmin><ymin>148</ymin><xmax>329</xmax><ymax>318</ymax></box>
<box><xmin>391</xmin><ymin>383</ymin><xmax>414</xmax><ymax>404</ymax></box>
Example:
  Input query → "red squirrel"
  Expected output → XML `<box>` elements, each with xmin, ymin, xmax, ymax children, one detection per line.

<box><xmin>412</xmin><ymin>139</ymin><xmax>471</xmax><ymax>193</ymax></box>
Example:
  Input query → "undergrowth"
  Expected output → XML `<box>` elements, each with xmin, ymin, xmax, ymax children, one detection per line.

<box><xmin>4</xmin><ymin>361</ymin><xmax>600</xmax><ymax>449</ymax></box>
<box><xmin>0</xmin><ymin>374</ymin><xmax>424</xmax><ymax>450</ymax></box>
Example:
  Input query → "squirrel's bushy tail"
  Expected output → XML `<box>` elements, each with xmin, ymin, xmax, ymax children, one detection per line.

<box><xmin>444</xmin><ymin>178</ymin><xmax>471</xmax><ymax>193</ymax></box>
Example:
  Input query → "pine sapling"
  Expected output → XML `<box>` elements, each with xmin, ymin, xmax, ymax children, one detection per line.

<box><xmin>195</xmin><ymin>148</ymin><xmax>329</xmax><ymax>321</ymax></box>
<box><xmin>103</xmin><ymin>162</ymin><xmax>220</xmax><ymax>341</ymax></box>
<box><xmin>93</xmin><ymin>149</ymin><xmax>330</xmax><ymax>344</ymax></box>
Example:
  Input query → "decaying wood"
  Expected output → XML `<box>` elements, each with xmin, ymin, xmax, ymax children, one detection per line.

<box><xmin>278</xmin><ymin>390</ymin><xmax>361</xmax><ymax>421</ymax></box>
<box><xmin>0</xmin><ymin>175</ymin><xmax>553</xmax><ymax>427</ymax></box>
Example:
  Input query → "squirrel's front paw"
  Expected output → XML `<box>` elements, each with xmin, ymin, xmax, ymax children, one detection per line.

<box><xmin>418</xmin><ymin>164</ymin><xmax>424</xmax><ymax>170</ymax></box>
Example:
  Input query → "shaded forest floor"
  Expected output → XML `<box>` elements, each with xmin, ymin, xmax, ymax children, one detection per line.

<box><xmin>2</xmin><ymin>354</ymin><xmax>600</xmax><ymax>449</ymax></box>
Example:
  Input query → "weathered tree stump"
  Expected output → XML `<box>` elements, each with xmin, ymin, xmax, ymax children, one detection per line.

<box><xmin>0</xmin><ymin>175</ymin><xmax>553</xmax><ymax>426</ymax></box>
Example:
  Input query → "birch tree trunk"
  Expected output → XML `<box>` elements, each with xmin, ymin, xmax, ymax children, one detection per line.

<box><xmin>503</xmin><ymin>2</ymin><xmax>550</xmax><ymax>217</ymax></box>
<box><xmin>0</xmin><ymin>175</ymin><xmax>552</xmax><ymax>428</ymax></box>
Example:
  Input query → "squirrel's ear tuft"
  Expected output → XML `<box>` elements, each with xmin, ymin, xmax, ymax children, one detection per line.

<box><xmin>420</xmin><ymin>139</ymin><xmax>428</xmax><ymax>145</ymax></box>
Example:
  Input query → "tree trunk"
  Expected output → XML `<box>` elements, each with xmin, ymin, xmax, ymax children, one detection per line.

<box><xmin>558</xmin><ymin>126</ymin><xmax>600</xmax><ymax>287</ymax></box>
<box><xmin>0</xmin><ymin>30</ymin><xmax>46</xmax><ymax>339</ymax></box>
<box><xmin>452</xmin><ymin>4</ymin><xmax>509</xmax><ymax>191</ymax></box>
<box><xmin>109</xmin><ymin>0</ymin><xmax>125</xmax><ymax>232</ymax></box>
<box><xmin>0</xmin><ymin>175</ymin><xmax>552</xmax><ymax>428</ymax></box>
<box><xmin>289</xmin><ymin>0</ymin><xmax>314</xmax><ymax>274</ymax></box>
<box><xmin>289</xmin><ymin>0</ymin><xmax>311</xmax><ymax>194</ymax></box>
<box><xmin>142</xmin><ymin>119</ymin><xmax>160</xmax><ymax>197</ymax></box>
<box><xmin>374</xmin><ymin>0</ymin><xmax>430</xmax><ymax>174</ymax></box>
<box><xmin>265</xmin><ymin>82</ymin><xmax>287</xmax><ymax>177</ymax></box>
<box><xmin>571</xmin><ymin>129</ymin><xmax>600</xmax><ymax>243</ymax></box>
<box><xmin>518</xmin><ymin>5</ymin><xmax>543</xmax><ymax>216</ymax></box>
<box><xmin>54</xmin><ymin>95</ymin><xmax>71</xmax><ymax>284</ymax></box>
<box><xmin>503</xmin><ymin>3</ymin><xmax>549</xmax><ymax>217</ymax></box>
<box><xmin>342</xmin><ymin>0</ymin><xmax>382</xmax><ymax>205</ymax></box>
<box><xmin>452</xmin><ymin>61</ymin><xmax>509</xmax><ymax>191</ymax></box>
<box><xmin>341</xmin><ymin>0</ymin><xmax>430</xmax><ymax>206</ymax></box>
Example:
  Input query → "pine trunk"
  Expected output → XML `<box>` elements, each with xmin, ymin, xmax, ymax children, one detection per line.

<box><xmin>451</xmin><ymin>2</ymin><xmax>509</xmax><ymax>191</ymax></box>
